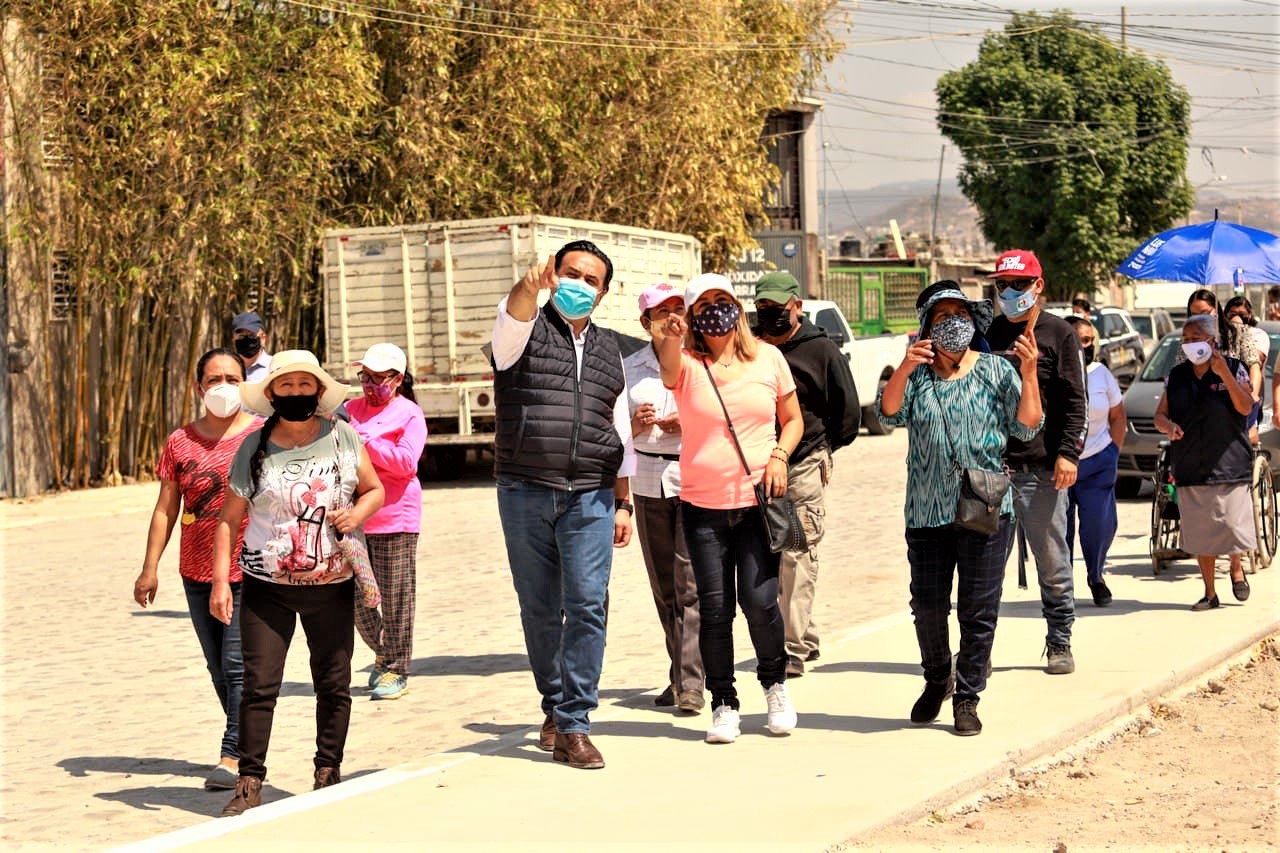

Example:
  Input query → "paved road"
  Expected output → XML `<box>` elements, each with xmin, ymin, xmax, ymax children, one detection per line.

<box><xmin>0</xmin><ymin>429</ymin><xmax>1189</xmax><ymax>848</ymax></box>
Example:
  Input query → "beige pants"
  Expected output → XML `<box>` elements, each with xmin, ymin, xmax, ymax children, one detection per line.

<box><xmin>779</xmin><ymin>447</ymin><xmax>831</xmax><ymax>661</ymax></box>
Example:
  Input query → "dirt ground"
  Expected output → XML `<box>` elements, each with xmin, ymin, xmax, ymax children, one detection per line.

<box><xmin>851</xmin><ymin>638</ymin><xmax>1280</xmax><ymax>851</ymax></box>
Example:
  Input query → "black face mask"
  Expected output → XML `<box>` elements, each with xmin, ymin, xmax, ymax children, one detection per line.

<box><xmin>1083</xmin><ymin>344</ymin><xmax>1096</xmax><ymax>366</ymax></box>
<box><xmin>272</xmin><ymin>393</ymin><xmax>319</xmax><ymax>422</ymax></box>
<box><xmin>234</xmin><ymin>335</ymin><xmax>262</xmax><ymax>359</ymax></box>
<box><xmin>756</xmin><ymin>305</ymin><xmax>795</xmax><ymax>337</ymax></box>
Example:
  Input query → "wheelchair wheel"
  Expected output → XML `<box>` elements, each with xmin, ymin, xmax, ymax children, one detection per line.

<box><xmin>1250</xmin><ymin>454</ymin><xmax>1277</xmax><ymax>572</ymax></box>
<box><xmin>1150</xmin><ymin>487</ymin><xmax>1180</xmax><ymax>575</ymax></box>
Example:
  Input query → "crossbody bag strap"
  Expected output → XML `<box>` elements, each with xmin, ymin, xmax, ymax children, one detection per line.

<box><xmin>701</xmin><ymin>357</ymin><xmax>753</xmax><ymax>479</ymax></box>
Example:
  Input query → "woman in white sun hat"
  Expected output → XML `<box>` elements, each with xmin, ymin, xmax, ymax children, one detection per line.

<box><xmin>346</xmin><ymin>343</ymin><xmax>428</xmax><ymax>701</ymax></box>
<box><xmin>210</xmin><ymin>350</ymin><xmax>384</xmax><ymax>817</ymax></box>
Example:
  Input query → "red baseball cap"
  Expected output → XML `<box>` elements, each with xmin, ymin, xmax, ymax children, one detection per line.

<box><xmin>988</xmin><ymin>250</ymin><xmax>1043</xmax><ymax>280</ymax></box>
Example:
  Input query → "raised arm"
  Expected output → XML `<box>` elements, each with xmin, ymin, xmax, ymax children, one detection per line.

<box><xmin>651</xmin><ymin>311</ymin><xmax>688</xmax><ymax>388</ymax></box>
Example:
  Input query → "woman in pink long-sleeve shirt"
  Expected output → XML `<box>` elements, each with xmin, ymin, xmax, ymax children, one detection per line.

<box><xmin>346</xmin><ymin>343</ymin><xmax>428</xmax><ymax>700</ymax></box>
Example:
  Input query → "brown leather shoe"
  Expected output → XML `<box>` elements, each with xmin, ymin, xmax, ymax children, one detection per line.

<box><xmin>313</xmin><ymin>766</ymin><xmax>341</xmax><ymax>790</ymax></box>
<box><xmin>676</xmin><ymin>690</ymin><xmax>705</xmax><ymax>713</ymax></box>
<box><xmin>552</xmin><ymin>732</ymin><xmax>605</xmax><ymax>769</ymax></box>
<box><xmin>220</xmin><ymin>775</ymin><xmax>262</xmax><ymax>817</ymax></box>
<box><xmin>538</xmin><ymin>713</ymin><xmax>556</xmax><ymax>752</ymax></box>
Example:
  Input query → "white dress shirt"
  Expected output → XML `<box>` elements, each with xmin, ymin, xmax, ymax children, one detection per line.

<box><xmin>491</xmin><ymin>297</ymin><xmax>635</xmax><ymax>479</ymax></box>
<box><xmin>622</xmin><ymin>344</ymin><xmax>681</xmax><ymax>499</ymax></box>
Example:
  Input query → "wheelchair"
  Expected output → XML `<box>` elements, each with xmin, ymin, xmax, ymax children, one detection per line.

<box><xmin>1149</xmin><ymin>440</ymin><xmax>1278</xmax><ymax>575</ymax></box>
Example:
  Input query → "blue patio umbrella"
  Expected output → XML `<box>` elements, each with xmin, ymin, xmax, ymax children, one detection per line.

<box><xmin>1116</xmin><ymin>212</ymin><xmax>1280</xmax><ymax>285</ymax></box>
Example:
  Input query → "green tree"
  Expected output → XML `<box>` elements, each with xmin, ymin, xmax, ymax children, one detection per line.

<box><xmin>936</xmin><ymin>11</ymin><xmax>1193</xmax><ymax>295</ymax></box>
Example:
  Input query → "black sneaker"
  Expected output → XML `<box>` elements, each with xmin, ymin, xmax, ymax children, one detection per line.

<box><xmin>1090</xmin><ymin>581</ymin><xmax>1113</xmax><ymax>607</ymax></box>
<box><xmin>953</xmin><ymin>700</ymin><xmax>982</xmax><ymax>736</ymax></box>
<box><xmin>910</xmin><ymin>676</ymin><xmax>954</xmax><ymax>725</ymax></box>
<box><xmin>1045</xmin><ymin>643</ymin><xmax>1075</xmax><ymax>675</ymax></box>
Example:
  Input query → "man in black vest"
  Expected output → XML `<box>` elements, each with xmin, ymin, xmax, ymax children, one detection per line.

<box><xmin>752</xmin><ymin>272</ymin><xmax>860</xmax><ymax>677</ymax></box>
<box><xmin>491</xmin><ymin>240</ymin><xmax>635</xmax><ymax>770</ymax></box>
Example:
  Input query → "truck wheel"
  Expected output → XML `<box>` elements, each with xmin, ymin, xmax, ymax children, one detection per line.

<box><xmin>422</xmin><ymin>447</ymin><xmax>469</xmax><ymax>481</ymax></box>
<box><xmin>863</xmin><ymin>403</ymin><xmax>894</xmax><ymax>435</ymax></box>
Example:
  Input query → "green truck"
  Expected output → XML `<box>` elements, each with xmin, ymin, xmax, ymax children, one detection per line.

<box><xmin>824</xmin><ymin>266</ymin><xmax>929</xmax><ymax>336</ymax></box>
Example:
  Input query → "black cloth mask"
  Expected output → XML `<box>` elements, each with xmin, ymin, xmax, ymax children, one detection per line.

<box><xmin>756</xmin><ymin>305</ymin><xmax>795</xmax><ymax>337</ymax></box>
<box><xmin>1083</xmin><ymin>344</ymin><xmax>1096</xmax><ymax>366</ymax></box>
<box><xmin>272</xmin><ymin>393</ymin><xmax>319</xmax><ymax>422</ymax></box>
<box><xmin>234</xmin><ymin>336</ymin><xmax>262</xmax><ymax>359</ymax></box>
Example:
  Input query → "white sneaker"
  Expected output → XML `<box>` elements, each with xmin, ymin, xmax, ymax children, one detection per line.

<box><xmin>705</xmin><ymin>704</ymin><xmax>741</xmax><ymax>743</ymax></box>
<box><xmin>764</xmin><ymin>683</ymin><xmax>797</xmax><ymax>735</ymax></box>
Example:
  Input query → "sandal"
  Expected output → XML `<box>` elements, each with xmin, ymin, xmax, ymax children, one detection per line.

<box><xmin>1190</xmin><ymin>595</ymin><xmax>1220</xmax><ymax>612</ymax></box>
<box><xmin>1232</xmin><ymin>577</ymin><xmax>1250</xmax><ymax>602</ymax></box>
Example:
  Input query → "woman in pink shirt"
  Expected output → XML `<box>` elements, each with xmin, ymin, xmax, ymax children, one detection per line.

<box><xmin>653</xmin><ymin>274</ymin><xmax>804</xmax><ymax>745</ymax></box>
<box><xmin>346</xmin><ymin>343</ymin><xmax>428</xmax><ymax>700</ymax></box>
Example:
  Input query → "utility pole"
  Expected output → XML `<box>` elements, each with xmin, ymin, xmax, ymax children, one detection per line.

<box><xmin>929</xmin><ymin>145</ymin><xmax>946</xmax><ymax>282</ymax></box>
<box><xmin>1121</xmin><ymin>6</ymin><xmax>1127</xmax><ymax>50</ymax></box>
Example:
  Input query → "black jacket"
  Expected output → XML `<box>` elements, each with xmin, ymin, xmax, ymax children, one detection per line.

<box><xmin>986</xmin><ymin>311</ymin><xmax>1087</xmax><ymax>469</ymax></box>
<box><xmin>1166</xmin><ymin>357</ymin><xmax>1252</xmax><ymax>486</ymax></box>
<box><xmin>493</xmin><ymin>303</ymin><xmax>625</xmax><ymax>490</ymax></box>
<box><xmin>761</xmin><ymin>318</ymin><xmax>861</xmax><ymax>463</ymax></box>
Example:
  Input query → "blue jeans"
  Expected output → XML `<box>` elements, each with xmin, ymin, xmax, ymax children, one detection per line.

<box><xmin>907</xmin><ymin>518</ymin><xmax>1012</xmax><ymax>704</ymax></box>
<box><xmin>679</xmin><ymin>502</ymin><xmax>786</xmax><ymax>711</ymax></box>
<box><xmin>1008</xmin><ymin>470</ymin><xmax>1075</xmax><ymax>645</ymax></box>
<box><xmin>182</xmin><ymin>578</ymin><xmax>243</xmax><ymax>760</ymax></box>
<box><xmin>496</xmin><ymin>480</ymin><xmax>615</xmax><ymax>734</ymax></box>
<box><xmin>1066</xmin><ymin>443</ymin><xmax>1119</xmax><ymax>585</ymax></box>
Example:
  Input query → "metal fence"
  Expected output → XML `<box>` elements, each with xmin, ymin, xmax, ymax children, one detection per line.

<box><xmin>826</xmin><ymin>267</ymin><xmax>927</xmax><ymax>335</ymax></box>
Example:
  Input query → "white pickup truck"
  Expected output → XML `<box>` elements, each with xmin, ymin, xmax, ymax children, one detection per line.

<box><xmin>748</xmin><ymin>299</ymin><xmax>909</xmax><ymax>436</ymax></box>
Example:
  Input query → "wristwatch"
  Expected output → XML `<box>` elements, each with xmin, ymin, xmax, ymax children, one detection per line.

<box><xmin>614</xmin><ymin>499</ymin><xmax>634</xmax><ymax>515</ymax></box>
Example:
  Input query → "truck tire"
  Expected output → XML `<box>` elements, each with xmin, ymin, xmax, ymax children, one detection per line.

<box><xmin>421</xmin><ymin>447</ymin><xmax>469</xmax><ymax>481</ymax></box>
<box><xmin>863</xmin><ymin>378</ymin><xmax>894</xmax><ymax>435</ymax></box>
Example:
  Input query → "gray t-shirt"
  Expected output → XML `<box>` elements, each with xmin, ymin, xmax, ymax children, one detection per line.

<box><xmin>229</xmin><ymin>418</ymin><xmax>362</xmax><ymax>585</ymax></box>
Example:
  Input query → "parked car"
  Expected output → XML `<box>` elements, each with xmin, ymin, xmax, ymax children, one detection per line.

<box><xmin>1116</xmin><ymin>321</ymin><xmax>1280</xmax><ymax>497</ymax></box>
<box><xmin>1045</xmin><ymin>304</ymin><xmax>1146</xmax><ymax>389</ymax></box>
<box><xmin>1129</xmin><ymin>308</ymin><xmax>1176</xmax><ymax>359</ymax></box>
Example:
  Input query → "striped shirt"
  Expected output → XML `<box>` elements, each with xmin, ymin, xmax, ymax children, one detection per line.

<box><xmin>876</xmin><ymin>354</ymin><xmax>1042</xmax><ymax>529</ymax></box>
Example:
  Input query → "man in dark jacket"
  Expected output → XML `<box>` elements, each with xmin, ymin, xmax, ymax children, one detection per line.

<box><xmin>986</xmin><ymin>250</ymin><xmax>1087</xmax><ymax>676</ymax></box>
<box><xmin>491</xmin><ymin>240</ymin><xmax>635</xmax><ymax>769</ymax></box>
<box><xmin>753</xmin><ymin>271</ymin><xmax>860</xmax><ymax>676</ymax></box>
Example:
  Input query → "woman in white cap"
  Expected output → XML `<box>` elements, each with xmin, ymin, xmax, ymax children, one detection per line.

<box><xmin>210</xmin><ymin>350</ymin><xmax>384</xmax><ymax>816</ymax></box>
<box><xmin>649</xmin><ymin>273</ymin><xmax>804</xmax><ymax>745</ymax></box>
<box><xmin>346</xmin><ymin>343</ymin><xmax>427</xmax><ymax>701</ymax></box>
<box><xmin>133</xmin><ymin>347</ymin><xmax>261</xmax><ymax>792</ymax></box>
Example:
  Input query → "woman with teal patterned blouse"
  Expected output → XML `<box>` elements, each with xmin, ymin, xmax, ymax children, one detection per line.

<box><xmin>876</xmin><ymin>281</ymin><xmax>1043</xmax><ymax>737</ymax></box>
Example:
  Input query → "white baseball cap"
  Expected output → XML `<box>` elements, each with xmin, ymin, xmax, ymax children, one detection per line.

<box><xmin>684</xmin><ymin>273</ymin><xmax>735</xmax><ymax>309</ymax></box>
<box><xmin>354</xmin><ymin>343</ymin><xmax>407</xmax><ymax>375</ymax></box>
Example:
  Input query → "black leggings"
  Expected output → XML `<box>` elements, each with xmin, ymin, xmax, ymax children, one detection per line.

<box><xmin>237</xmin><ymin>576</ymin><xmax>354</xmax><ymax>779</ymax></box>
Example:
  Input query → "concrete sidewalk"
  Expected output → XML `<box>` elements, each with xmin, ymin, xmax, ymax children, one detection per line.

<box><xmin>127</xmin><ymin>564</ymin><xmax>1279</xmax><ymax>852</ymax></box>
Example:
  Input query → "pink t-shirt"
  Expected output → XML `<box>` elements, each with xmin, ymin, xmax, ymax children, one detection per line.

<box><xmin>668</xmin><ymin>345</ymin><xmax>796</xmax><ymax>510</ymax></box>
<box><xmin>156</xmin><ymin>420</ymin><xmax>261</xmax><ymax>582</ymax></box>
<box><xmin>345</xmin><ymin>395</ymin><xmax>428</xmax><ymax>534</ymax></box>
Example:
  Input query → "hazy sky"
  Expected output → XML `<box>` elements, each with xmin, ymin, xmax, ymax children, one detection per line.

<box><xmin>820</xmin><ymin>0</ymin><xmax>1279</xmax><ymax>198</ymax></box>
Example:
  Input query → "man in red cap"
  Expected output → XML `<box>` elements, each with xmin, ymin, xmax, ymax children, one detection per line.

<box><xmin>985</xmin><ymin>250</ymin><xmax>1088</xmax><ymax>677</ymax></box>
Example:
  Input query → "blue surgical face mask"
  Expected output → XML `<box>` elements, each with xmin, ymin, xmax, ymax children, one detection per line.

<box><xmin>552</xmin><ymin>278</ymin><xmax>599</xmax><ymax>320</ymax></box>
<box><xmin>997</xmin><ymin>284</ymin><xmax>1038</xmax><ymax>319</ymax></box>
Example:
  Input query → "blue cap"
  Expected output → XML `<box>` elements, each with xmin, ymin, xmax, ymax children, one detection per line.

<box><xmin>232</xmin><ymin>311</ymin><xmax>265</xmax><ymax>333</ymax></box>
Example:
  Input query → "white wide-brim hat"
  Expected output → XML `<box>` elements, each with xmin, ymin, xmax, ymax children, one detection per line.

<box><xmin>239</xmin><ymin>350</ymin><xmax>349</xmax><ymax>416</ymax></box>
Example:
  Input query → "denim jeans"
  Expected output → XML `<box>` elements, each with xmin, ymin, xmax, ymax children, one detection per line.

<box><xmin>496</xmin><ymin>480</ymin><xmax>615</xmax><ymax>734</ymax></box>
<box><xmin>680</xmin><ymin>502</ymin><xmax>786</xmax><ymax>711</ymax></box>
<box><xmin>1009</xmin><ymin>470</ymin><xmax>1075</xmax><ymax>645</ymax></box>
<box><xmin>1066</xmin><ymin>442</ymin><xmax>1119</xmax><ymax>586</ymax></box>
<box><xmin>907</xmin><ymin>519</ymin><xmax>1012</xmax><ymax>703</ymax></box>
<box><xmin>182</xmin><ymin>578</ymin><xmax>243</xmax><ymax>760</ymax></box>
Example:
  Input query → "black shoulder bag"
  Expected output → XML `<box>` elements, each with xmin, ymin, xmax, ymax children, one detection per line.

<box><xmin>930</xmin><ymin>373</ymin><xmax>1011</xmax><ymax>536</ymax></box>
<box><xmin>701</xmin><ymin>358</ymin><xmax>807</xmax><ymax>553</ymax></box>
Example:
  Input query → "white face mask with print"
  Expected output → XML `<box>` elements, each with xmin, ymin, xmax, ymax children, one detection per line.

<box><xmin>1181</xmin><ymin>341</ymin><xmax>1213</xmax><ymax>365</ymax></box>
<box><xmin>204</xmin><ymin>383</ymin><xmax>242</xmax><ymax>418</ymax></box>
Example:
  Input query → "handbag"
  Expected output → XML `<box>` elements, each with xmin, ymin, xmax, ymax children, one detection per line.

<box><xmin>930</xmin><ymin>374</ymin><xmax>1011</xmax><ymax>536</ymax></box>
<box><xmin>701</xmin><ymin>359</ymin><xmax>807</xmax><ymax>553</ymax></box>
<box><xmin>331</xmin><ymin>428</ymin><xmax>381</xmax><ymax>608</ymax></box>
